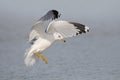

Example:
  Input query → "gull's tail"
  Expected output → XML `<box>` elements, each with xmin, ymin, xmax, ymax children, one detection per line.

<box><xmin>24</xmin><ymin>48</ymin><xmax>37</xmax><ymax>66</ymax></box>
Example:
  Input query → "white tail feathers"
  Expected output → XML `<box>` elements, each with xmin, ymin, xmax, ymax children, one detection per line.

<box><xmin>24</xmin><ymin>48</ymin><xmax>37</xmax><ymax>66</ymax></box>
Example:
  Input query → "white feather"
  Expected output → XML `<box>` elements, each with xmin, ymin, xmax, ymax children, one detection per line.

<box><xmin>24</xmin><ymin>38</ymin><xmax>52</xmax><ymax>66</ymax></box>
<box><xmin>85</xmin><ymin>26</ymin><xmax>89</xmax><ymax>32</ymax></box>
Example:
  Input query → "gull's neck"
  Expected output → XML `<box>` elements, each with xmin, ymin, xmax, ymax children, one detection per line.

<box><xmin>45</xmin><ymin>32</ymin><xmax>56</xmax><ymax>43</ymax></box>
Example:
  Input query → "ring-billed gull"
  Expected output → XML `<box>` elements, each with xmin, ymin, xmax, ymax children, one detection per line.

<box><xmin>24</xmin><ymin>10</ymin><xmax>89</xmax><ymax>66</ymax></box>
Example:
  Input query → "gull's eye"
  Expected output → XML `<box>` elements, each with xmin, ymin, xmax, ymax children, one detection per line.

<box><xmin>58</xmin><ymin>35</ymin><xmax>61</xmax><ymax>38</ymax></box>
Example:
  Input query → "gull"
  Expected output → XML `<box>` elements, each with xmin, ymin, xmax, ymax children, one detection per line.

<box><xmin>24</xmin><ymin>10</ymin><xmax>89</xmax><ymax>66</ymax></box>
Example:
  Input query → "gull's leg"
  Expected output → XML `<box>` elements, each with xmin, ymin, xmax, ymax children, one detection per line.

<box><xmin>34</xmin><ymin>53</ymin><xmax>48</xmax><ymax>64</ymax></box>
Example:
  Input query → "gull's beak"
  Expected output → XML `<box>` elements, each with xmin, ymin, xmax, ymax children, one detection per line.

<box><xmin>61</xmin><ymin>38</ymin><xmax>66</xmax><ymax>43</ymax></box>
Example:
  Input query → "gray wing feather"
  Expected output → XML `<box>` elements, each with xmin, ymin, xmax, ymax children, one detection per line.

<box><xmin>47</xmin><ymin>20</ymin><xmax>89</xmax><ymax>38</ymax></box>
<box><xmin>39</xmin><ymin>10</ymin><xmax>60</xmax><ymax>21</ymax></box>
<box><xmin>29</xmin><ymin>21</ymin><xmax>45</xmax><ymax>44</ymax></box>
<box><xmin>40</xmin><ymin>11</ymin><xmax>54</xmax><ymax>21</ymax></box>
<box><xmin>29</xmin><ymin>10</ymin><xmax>60</xmax><ymax>44</ymax></box>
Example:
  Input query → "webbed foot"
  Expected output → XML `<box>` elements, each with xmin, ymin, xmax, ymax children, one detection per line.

<box><xmin>34</xmin><ymin>53</ymin><xmax>48</xmax><ymax>64</ymax></box>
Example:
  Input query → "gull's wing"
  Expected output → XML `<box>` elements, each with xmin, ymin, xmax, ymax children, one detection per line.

<box><xmin>29</xmin><ymin>10</ymin><xmax>60</xmax><ymax>44</ymax></box>
<box><xmin>40</xmin><ymin>10</ymin><xmax>60</xmax><ymax>21</ymax></box>
<box><xmin>46</xmin><ymin>20</ymin><xmax>89</xmax><ymax>38</ymax></box>
<box><xmin>29</xmin><ymin>21</ymin><xmax>45</xmax><ymax>44</ymax></box>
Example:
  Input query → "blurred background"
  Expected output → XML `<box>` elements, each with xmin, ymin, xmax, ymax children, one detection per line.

<box><xmin>0</xmin><ymin>0</ymin><xmax>120</xmax><ymax>80</ymax></box>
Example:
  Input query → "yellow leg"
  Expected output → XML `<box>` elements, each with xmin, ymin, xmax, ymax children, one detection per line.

<box><xmin>34</xmin><ymin>53</ymin><xmax>48</xmax><ymax>64</ymax></box>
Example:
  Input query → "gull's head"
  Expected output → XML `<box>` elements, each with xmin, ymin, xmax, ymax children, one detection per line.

<box><xmin>53</xmin><ymin>33</ymin><xmax>66</xmax><ymax>42</ymax></box>
<box><xmin>51</xmin><ymin>10</ymin><xmax>61</xmax><ymax>20</ymax></box>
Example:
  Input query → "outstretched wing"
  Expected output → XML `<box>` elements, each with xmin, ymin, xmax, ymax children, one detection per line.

<box><xmin>40</xmin><ymin>10</ymin><xmax>60</xmax><ymax>21</ymax></box>
<box><xmin>46</xmin><ymin>20</ymin><xmax>89</xmax><ymax>38</ymax></box>
<box><xmin>29</xmin><ymin>21</ymin><xmax>45</xmax><ymax>44</ymax></box>
<box><xmin>29</xmin><ymin>10</ymin><xmax>60</xmax><ymax>44</ymax></box>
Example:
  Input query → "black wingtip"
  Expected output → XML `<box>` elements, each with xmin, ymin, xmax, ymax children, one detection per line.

<box><xmin>51</xmin><ymin>10</ymin><xmax>61</xmax><ymax>19</ymax></box>
<box><xmin>69</xmin><ymin>22</ymin><xmax>89</xmax><ymax>35</ymax></box>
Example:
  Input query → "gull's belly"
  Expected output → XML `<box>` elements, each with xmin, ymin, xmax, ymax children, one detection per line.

<box><xmin>32</xmin><ymin>38</ymin><xmax>51</xmax><ymax>52</ymax></box>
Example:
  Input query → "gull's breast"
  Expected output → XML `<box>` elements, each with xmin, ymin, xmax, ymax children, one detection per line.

<box><xmin>31</xmin><ymin>38</ymin><xmax>52</xmax><ymax>52</ymax></box>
